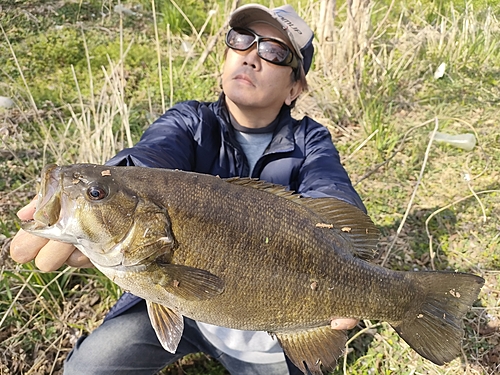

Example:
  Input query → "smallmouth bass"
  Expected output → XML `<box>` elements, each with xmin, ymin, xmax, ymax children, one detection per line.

<box><xmin>22</xmin><ymin>164</ymin><xmax>484</xmax><ymax>374</ymax></box>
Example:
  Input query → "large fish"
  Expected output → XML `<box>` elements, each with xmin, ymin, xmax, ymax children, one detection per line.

<box><xmin>22</xmin><ymin>164</ymin><xmax>484</xmax><ymax>374</ymax></box>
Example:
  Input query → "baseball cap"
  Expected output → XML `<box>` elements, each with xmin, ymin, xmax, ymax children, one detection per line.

<box><xmin>229</xmin><ymin>4</ymin><xmax>315</xmax><ymax>74</ymax></box>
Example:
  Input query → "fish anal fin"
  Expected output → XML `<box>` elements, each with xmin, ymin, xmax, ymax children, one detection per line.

<box><xmin>275</xmin><ymin>326</ymin><xmax>347</xmax><ymax>375</ymax></box>
<box><xmin>156</xmin><ymin>263</ymin><xmax>225</xmax><ymax>301</ymax></box>
<box><xmin>146</xmin><ymin>301</ymin><xmax>184</xmax><ymax>353</ymax></box>
<box><xmin>392</xmin><ymin>271</ymin><xmax>484</xmax><ymax>365</ymax></box>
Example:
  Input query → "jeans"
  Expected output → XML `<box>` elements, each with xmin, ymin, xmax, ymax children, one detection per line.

<box><xmin>64</xmin><ymin>300</ymin><xmax>303</xmax><ymax>375</ymax></box>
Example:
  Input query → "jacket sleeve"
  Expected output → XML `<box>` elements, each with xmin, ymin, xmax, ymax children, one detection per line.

<box><xmin>106</xmin><ymin>102</ymin><xmax>199</xmax><ymax>169</ymax></box>
<box><xmin>297</xmin><ymin>122</ymin><xmax>366</xmax><ymax>213</ymax></box>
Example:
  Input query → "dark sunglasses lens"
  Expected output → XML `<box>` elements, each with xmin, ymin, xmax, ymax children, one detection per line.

<box><xmin>258</xmin><ymin>41</ymin><xmax>289</xmax><ymax>63</ymax></box>
<box><xmin>227</xmin><ymin>29</ymin><xmax>255</xmax><ymax>50</ymax></box>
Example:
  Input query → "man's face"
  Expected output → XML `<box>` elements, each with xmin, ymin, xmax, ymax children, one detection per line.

<box><xmin>222</xmin><ymin>22</ymin><xmax>303</xmax><ymax>115</ymax></box>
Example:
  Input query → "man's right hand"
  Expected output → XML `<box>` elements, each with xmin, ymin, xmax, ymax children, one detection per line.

<box><xmin>10</xmin><ymin>199</ymin><xmax>94</xmax><ymax>271</ymax></box>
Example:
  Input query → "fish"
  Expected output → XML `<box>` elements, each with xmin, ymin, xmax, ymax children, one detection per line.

<box><xmin>22</xmin><ymin>163</ymin><xmax>484</xmax><ymax>374</ymax></box>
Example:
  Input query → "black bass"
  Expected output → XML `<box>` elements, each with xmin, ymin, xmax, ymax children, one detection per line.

<box><xmin>22</xmin><ymin>164</ymin><xmax>484</xmax><ymax>374</ymax></box>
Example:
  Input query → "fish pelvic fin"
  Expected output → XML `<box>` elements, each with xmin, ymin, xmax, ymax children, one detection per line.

<box><xmin>155</xmin><ymin>263</ymin><xmax>225</xmax><ymax>301</ymax></box>
<box><xmin>146</xmin><ymin>301</ymin><xmax>184</xmax><ymax>353</ymax></box>
<box><xmin>391</xmin><ymin>271</ymin><xmax>484</xmax><ymax>365</ymax></box>
<box><xmin>274</xmin><ymin>326</ymin><xmax>347</xmax><ymax>375</ymax></box>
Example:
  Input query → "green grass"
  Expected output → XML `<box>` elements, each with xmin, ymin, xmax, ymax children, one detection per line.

<box><xmin>1</xmin><ymin>0</ymin><xmax>500</xmax><ymax>374</ymax></box>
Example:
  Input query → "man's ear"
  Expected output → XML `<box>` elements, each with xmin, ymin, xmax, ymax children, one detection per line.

<box><xmin>284</xmin><ymin>80</ymin><xmax>303</xmax><ymax>106</ymax></box>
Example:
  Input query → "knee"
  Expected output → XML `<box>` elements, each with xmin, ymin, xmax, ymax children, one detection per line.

<box><xmin>62</xmin><ymin>304</ymin><xmax>175</xmax><ymax>374</ymax></box>
<box><xmin>63</xmin><ymin>335</ymin><xmax>92</xmax><ymax>375</ymax></box>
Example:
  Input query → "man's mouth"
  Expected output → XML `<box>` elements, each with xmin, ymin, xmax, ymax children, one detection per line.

<box><xmin>234</xmin><ymin>74</ymin><xmax>255</xmax><ymax>86</ymax></box>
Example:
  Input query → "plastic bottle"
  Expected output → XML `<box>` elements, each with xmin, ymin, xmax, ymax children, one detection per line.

<box><xmin>432</xmin><ymin>131</ymin><xmax>476</xmax><ymax>151</ymax></box>
<box><xmin>0</xmin><ymin>96</ymin><xmax>14</xmax><ymax>109</ymax></box>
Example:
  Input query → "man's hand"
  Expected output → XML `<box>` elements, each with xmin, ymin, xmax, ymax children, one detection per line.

<box><xmin>330</xmin><ymin>317</ymin><xmax>358</xmax><ymax>330</ymax></box>
<box><xmin>10</xmin><ymin>199</ymin><xmax>94</xmax><ymax>271</ymax></box>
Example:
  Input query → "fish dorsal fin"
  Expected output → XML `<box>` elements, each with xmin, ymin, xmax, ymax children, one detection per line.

<box><xmin>298</xmin><ymin>197</ymin><xmax>379</xmax><ymax>260</ymax></box>
<box><xmin>224</xmin><ymin>177</ymin><xmax>298</xmax><ymax>199</ymax></box>
<box><xmin>224</xmin><ymin>178</ymin><xmax>379</xmax><ymax>260</ymax></box>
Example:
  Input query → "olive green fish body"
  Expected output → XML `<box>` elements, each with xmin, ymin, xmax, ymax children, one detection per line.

<box><xmin>96</xmin><ymin>169</ymin><xmax>412</xmax><ymax>328</ymax></box>
<box><xmin>23</xmin><ymin>164</ymin><xmax>484</xmax><ymax>374</ymax></box>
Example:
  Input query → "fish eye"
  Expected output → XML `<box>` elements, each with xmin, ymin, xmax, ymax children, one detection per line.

<box><xmin>86</xmin><ymin>185</ymin><xmax>107</xmax><ymax>201</ymax></box>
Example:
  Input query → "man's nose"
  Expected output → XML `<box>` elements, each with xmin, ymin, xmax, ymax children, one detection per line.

<box><xmin>242</xmin><ymin>44</ymin><xmax>261</xmax><ymax>69</ymax></box>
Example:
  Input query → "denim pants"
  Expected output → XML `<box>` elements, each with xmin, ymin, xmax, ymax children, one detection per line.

<box><xmin>64</xmin><ymin>300</ymin><xmax>303</xmax><ymax>375</ymax></box>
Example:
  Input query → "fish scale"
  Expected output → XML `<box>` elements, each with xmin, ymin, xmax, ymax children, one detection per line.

<box><xmin>23</xmin><ymin>164</ymin><xmax>484</xmax><ymax>374</ymax></box>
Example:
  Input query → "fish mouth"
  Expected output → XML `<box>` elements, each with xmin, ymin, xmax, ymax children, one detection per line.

<box><xmin>22</xmin><ymin>164</ymin><xmax>62</xmax><ymax>231</ymax></box>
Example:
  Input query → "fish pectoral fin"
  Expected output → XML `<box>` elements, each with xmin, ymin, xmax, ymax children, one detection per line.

<box><xmin>274</xmin><ymin>326</ymin><xmax>347</xmax><ymax>375</ymax></box>
<box><xmin>156</xmin><ymin>263</ymin><xmax>225</xmax><ymax>301</ymax></box>
<box><xmin>146</xmin><ymin>301</ymin><xmax>184</xmax><ymax>353</ymax></box>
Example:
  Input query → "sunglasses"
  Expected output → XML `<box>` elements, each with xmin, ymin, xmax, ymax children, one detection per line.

<box><xmin>225</xmin><ymin>27</ymin><xmax>299</xmax><ymax>71</ymax></box>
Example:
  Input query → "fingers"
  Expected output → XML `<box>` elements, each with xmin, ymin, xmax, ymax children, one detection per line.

<box><xmin>10</xmin><ymin>199</ymin><xmax>46</xmax><ymax>263</ymax></box>
<box><xmin>10</xmin><ymin>229</ymin><xmax>49</xmax><ymax>264</ymax></box>
<box><xmin>34</xmin><ymin>240</ymin><xmax>79</xmax><ymax>272</ymax></box>
<box><xmin>10</xmin><ymin>230</ymin><xmax>76</xmax><ymax>272</ymax></box>
<box><xmin>17</xmin><ymin>198</ymin><xmax>37</xmax><ymax>221</ymax></box>
<box><xmin>11</xmin><ymin>230</ymin><xmax>93</xmax><ymax>270</ymax></box>
<box><xmin>11</xmin><ymin>200</ymin><xmax>94</xmax><ymax>271</ymax></box>
<box><xmin>66</xmin><ymin>249</ymin><xmax>94</xmax><ymax>268</ymax></box>
<box><xmin>331</xmin><ymin>318</ymin><xmax>359</xmax><ymax>330</ymax></box>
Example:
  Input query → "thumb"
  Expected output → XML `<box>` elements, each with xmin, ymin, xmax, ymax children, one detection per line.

<box><xmin>17</xmin><ymin>198</ymin><xmax>37</xmax><ymax>221</ymax></box>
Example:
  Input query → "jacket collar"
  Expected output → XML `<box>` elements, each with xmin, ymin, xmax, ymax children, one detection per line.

<box><xmin>215</xmin><ymin>93</ymin><xmax>296</xmax><ymax>155</ymax></box>
<box><xmin>266</xmin><ymin>105</ymin><xmax>296</xmax><ymax>154</ymax></box>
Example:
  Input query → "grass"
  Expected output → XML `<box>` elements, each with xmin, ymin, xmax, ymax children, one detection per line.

<box><xmin>1</xmin><ymin>0</ymin><xmax>500</xmax><ymax>374</ymax></box>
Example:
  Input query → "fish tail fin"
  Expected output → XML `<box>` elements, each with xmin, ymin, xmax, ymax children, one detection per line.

<box><xmin>391</xmin><ymin>272</ymin><xmax>484</xmax><ymax>365</ymax></box>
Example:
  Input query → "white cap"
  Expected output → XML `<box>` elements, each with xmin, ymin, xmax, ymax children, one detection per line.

<box><xmin>229</xmin><ymin>4</ymin><xmax>315</xmax><ymax>74</ymax></box>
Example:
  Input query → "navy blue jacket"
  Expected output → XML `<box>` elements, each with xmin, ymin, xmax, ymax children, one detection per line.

<box><xmin>105</xmin><ymin>94</ymin><xmax>365</xmax><ymax>319</ymax></box>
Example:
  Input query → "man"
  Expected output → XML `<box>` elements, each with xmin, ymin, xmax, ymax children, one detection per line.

<box><xmin>11</xmin><ymin>4</ymin><xmax>361</xmax><ymax>374</ymax></box>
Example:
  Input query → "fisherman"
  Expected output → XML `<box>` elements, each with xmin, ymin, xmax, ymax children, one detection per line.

<box><xmin>11</xmin><ymin>4</ymin><xmax>363</xmax><ymax>375</ymax></box>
